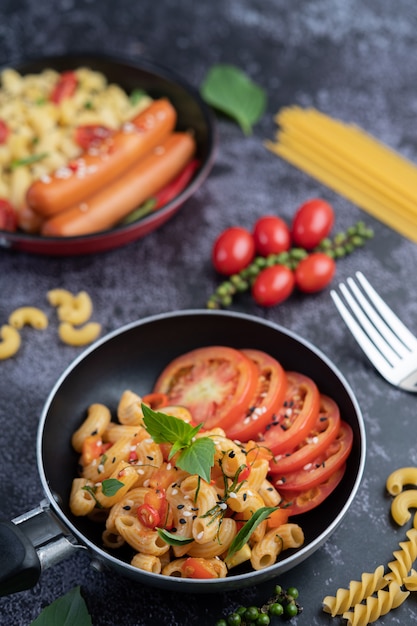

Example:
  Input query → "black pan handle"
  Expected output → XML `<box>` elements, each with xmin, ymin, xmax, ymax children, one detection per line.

<box><xmin>0</xmin><ymin>520</ymin><xmax>41</xmax><ymax>596</ymax></box>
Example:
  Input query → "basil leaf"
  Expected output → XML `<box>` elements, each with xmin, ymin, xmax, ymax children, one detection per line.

<box><xmin>30</xmin><ymin>586</ymin><xmax>92</xmax><ymax>626</ymax></box>
<box><xmin>101</xmin><ymin>478</ymin><xmax>124</xmax><ymax>497</ymax></box>
<box><xmin>201</xmin><ymin>64</ymin><xmax>266</xmax><ymax>135</ymax></box>
<box><xmin>130</xmin><ymin>88</ymin><xmax>147</xmax><ymax>105</ymax></box>
<box><xmin>10</xmin><ymin>152</ymin><xmax>48</xmax><ymax>169</ymax></box>
<box><xmin>142</xmin><ymin>403</ymin><xmax>201</xmax><ymax>446</ymax></box>
<box><xmin>227</xmin><ymin>506</ymin><xmax>278</xmax><ymax>558</ymax></box>
<box><xmin>176</xmin><ymin>436</ymin><xmax>215</xmax><ymax>483</ymax></box>
<box><xmin>157</xmin><ymin>527</ymin><xmax>194</xmax><ymax>547</ymax></box>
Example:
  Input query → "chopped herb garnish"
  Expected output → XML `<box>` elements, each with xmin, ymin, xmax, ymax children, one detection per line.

<box><xmin>101</xmin><ymin>478</ymin><xmax>124</xmax><ymax>497</ymax></box>
<box><xmin>156</xmin><ymin>527</ymin><xmax>194</xmax><ymax>547</ymax></box>
<box><xmin>10</xmin><ymin>152</ymin><xmax>48</xmax><ymax>169</ymax></box>
<box><xmin>142</xmin><ymin>404</ymin><xmax>215</xmax><ymax>482</ymax></box>
<box><xmin>130</xmin><ymin>88</ymin><xmax>147</xmax><ymax>105</ymax></box>
<box><xmin>227</xmin><ymin>506</ymin><xmax>279</xmax><ymax>558</ymax></box>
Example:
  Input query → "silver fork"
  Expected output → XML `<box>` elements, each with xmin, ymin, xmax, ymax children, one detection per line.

<box><xmin>330</xmin><ymin>271</ymin><xmax>417</xmax><ymax>392</ymax></box>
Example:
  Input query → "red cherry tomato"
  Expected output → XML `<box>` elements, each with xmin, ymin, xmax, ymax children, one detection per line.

<box><xmin>181</xmin><ymin>557</ymin><xmax>217</xmax><ymax>579</ymax></box>
<box><xmin>252</xmin><ymin>215</ymin><xmax>291</xmax><ymax>256</ymax></box>
<box><xmin>258</xmin><ymin>371</ymin><xmax>320</xmax><ymax>455</ymax></box>
<box><xmin>74</xmin><ymin>124</ymin><xmax>113</xmax><ymax>150</ymax></box>
<box><xmin>50</xmin><ymin>71</ymin><xmax>78</xmax><ymax>104</ymax></box>
<box><xmin>274</xmin><ymin>421</ymin><xmax>353</xmax><ymax>492</ymax></box>
<box><xmin>291</xmin><ymin>198</ymin><xmax>334</xmax><ymax>249</ymax></box>
<box><xmin>212</xmin><ymin>227</ymin><xmax>255</xmax><ymax>276</ymax></box>
<box><xmin>153</xmin><ymin>346</ymin><xmax>259</xmax><ymax>431</ymax></box>
<box><xmin>137</xmin><ymin>503</ymin><xmax>161</xmax><ymax>529</ymax></box>
<box><xmin>0</xmin><ymin>199</ymin><xmax>18</xmax><ymax>232</ymax></box>
<box><xmin>226</xmin><ymin>349</ymin><xmax>287</xmax><ymax>442</ymax></box>
<box><xmin>295</xmin><ymin>252</ymin><xmax>336</xmax><ymax>293</ymax></box>
<box><xmin>269</xmin><ymin>394</ymin><xmax>341</xmax><ymax>475</ymax></box>
<box><xmin>281</xmin><ymin>464</ymin><xmax>346</xmax><ymax>516</ymax></box>
<box><xmin>252</xmin><ymin>265</ymin><xmax>295</xmax><ymax>307</ymax></box>
<box><xmin>0</xmin><ymin>119</ymin><xmax>9</xmax><ymax>144</ymax></box>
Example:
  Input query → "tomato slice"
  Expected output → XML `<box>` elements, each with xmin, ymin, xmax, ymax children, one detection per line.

<box><xmin>153</xmin><ymin>346</ymin><xmax>259</xmax><ymax>431</ymax></box>
<box><xmin>0</xmin><ymin>198</ymin><xmax>17</xmax><ymax>232</ymax></box>
<box><xmin>268</xmin><ymin>394</ymin><xmax>341</xmax><ymax>475</ymax></box>
<box><xmin>74</xmin><ymin>124</ymin><xmax>113</xmax><ymax>150</ymax></box>
<box><xmin>257</xmin><ymin>371</ymin><xmax>320</xmax><ymax>455</ymax></box>
<box><xmin>273</xmin><ymin>421</ymin><xmax>353</xmax><ymax>492</ymax></box>
<box><xmin>0</xmin><ymin>119</ymin><xmax>9</xmax><ymax>144</ymax></box>
<box><xmin>225</xmin><ymin>349</ymin><xmax>287</xmax><ymax>442</ymax></box>
<box><xmin>181</xmin><ymin>557</ymin><xmax>216</xmax><ymax>579</ymax></box>
<box><xmin>280</xmin><ymin>465</ymin><xmax>346</xmax><ymax>516</ymax></box>
<box><xmin>50</xmin><ymin>71</ymin><xmax>77</xmax><ymax>104</ymax></box>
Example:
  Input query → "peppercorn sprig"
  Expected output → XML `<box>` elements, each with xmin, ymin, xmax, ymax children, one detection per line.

<box><xmin>207</xmin><ymin>221</ymin><xmax>374</xmax><ymax>309</ymax></box>
<box><xmin>215</xmin><ymin>584</ymin><xmax>302</xmax><ymax>625</ymax></box>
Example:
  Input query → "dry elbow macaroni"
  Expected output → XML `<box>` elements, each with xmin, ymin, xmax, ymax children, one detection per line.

<box><xmin>1</xmin><ymin>288</ymin><xmax>100</xmax><ymax>360</ymax></box>
<box><xmin>0</xmin><ymin>66</ymin><xmax>152</xmax><ymax>212</ymax></box>
<box><xmin>323</xmin><ymin>466</ymin><xmax>417</xmax><ymax>625</ymax></box>
<box><xmin>69</xmin><ymin>390</ymin><xmax>305</xmax><ymax>579</ymax></box>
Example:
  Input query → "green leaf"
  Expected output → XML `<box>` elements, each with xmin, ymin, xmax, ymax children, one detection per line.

<box><xmin>142</xmin><ymin>403</ymin><xmax>200</xmax><ymax>446</ymax></box>
<box><xmin>200</xmin><ymin>64</ymin><xmax>267</xmax><ymax>135</ymax></box>
<box><xmin>156</xmin><ymin>527</ymin><xmax>194</xmax><ymax>547</ymax></box>
<box><xmin>11</xmin><ymin>152</ymin><xmax>48</xmax><ymax>169</ymax></box>
<box><xmin>227</xmin><ymin>506</ymin><xmax>278</xmax><ymax>559</ymax></box>
<box><xmin>176</xmin><ymin>437</ymin><xmax>215</xmax><ymax>483</ymax></box>
<box><xmin>101</xmin><ymin>478</ymin><xmax>124</xmax><ymax>497</ymax></box>
<box><xmin>130</xmin><ymin>88</ymin><xmax>148</xmax><ymax>105</ymax></box>
<box><xmin>30</xmin><ymin>586</ymin><xmax>92</xmax><ymax>626</ymax></box>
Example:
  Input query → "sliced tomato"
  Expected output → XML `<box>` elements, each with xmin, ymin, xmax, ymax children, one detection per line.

<box><xmin>0</xmin><ymin>119</ymin><xmax>9</xmax><ymax>144</ymax></box>
<box><xmin>280</xmin><ymin>464</ymin><xmax>346</xmax><ymax>516</ymax></box>
<box><xmin>266</xmin><ymin>507</ymin><xmax>290</xmax><ymax>529</ymax></box>
<box><xmin>181</xmin><ymin>557</ymin><xmax>217</xmax><ymax>579</ymax></box>
<box><xmin>74</xmin><ymin>124</ymin><xmax>113</xmax><ymax>150</ymax></box>
<box><xmin>257</xmin><ymin>371</ymin><xmax>320</xmax><ymax>455</ymax></box>
<box><xmin>80</xmin><ymin>434</ymin><xmax>112</xmax><ymax>466</ymax></box>
<box><xmin>50</xmin><ymin>71</ymin><xmax>78</xmax><ymax>104</ymax></box>
<box><xmin>273</xmin><ymin>421</ymin><xmax>353</xmax><ymax>492</ymax></box>
<box><xmin>153</xmin><ymin>346</ymin><xmax>258</xmax><ymax>431</ymax></box>
<box><xmin>268</xmin><ymin>394</ymin><xmax>341</xmax><ymax>475</ymax></box>
<box><xmin>0</xmin><ymin>199</ymin><xmax>18</xmax><ymax>232</ymax></box>
<box><xmin>142</xmin><ymin>392</ymin><xmax>169</xmax><ymax>410</ymax></box>
<box><xmin>225</xmin><ymin>349</ymin><xmax>287</xmax><ymax>441</ymax></box>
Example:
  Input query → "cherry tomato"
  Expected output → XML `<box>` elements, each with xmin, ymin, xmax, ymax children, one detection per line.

<box><xmin>295</xmin><ymin>252</ymin><xmax>336</xmax><ymax>293</ymax></box>
<box><xmin>266</xmin><ymin>507</ymin><xmax>290</xmax><ymax>529</ymax></box>
<box><xmin>252</xmin><ymin>215</ymin><xmax>291</xmax><ymax>256</ymax></box>
<box><xmin>226</xmin><ymin>349</ymin><xmax>288</xmax><ymax>442</ymax></box>
<box><xmin>80</xmin><ymin>434</ymin><xmax>112</xmax><ymax>466</ymax></box>
<box><xmin>50</xmin><ymin>71</ymin><xmax>78</xmax><ymax>104</ymax></box>
<box><xmin>181</xmin><ymin>557</ymin><xmax>217</xmax><ymax>579</ymax></box>
<box><xmin>142</xmin><ymin>392</ymin><xmax>169</xmax><ymax>410</ymax></box>
<box><xmin>74</xmin><ymin>124</ymin><xmax>113</xmax><ymax>150</ymax></box>
<box><xmin>274</xmin><ymin>421</ymin><xmax>353</xmax><ymax>492</ymax></box>
<box><xmin>268</xmin><ymin>394</ymin><xmax>341</xmax><ymax>474</ymax></box>
<box><xmin>212</xmin><ymin>227</ymin><xmax>255</xmax><ymax>275</ymax></box>
<box><xmin>252</xmin><ymin>265</ymin><xmax>295</xmax><ymax>307</ymax></box>
<box><xmin>280</xmin><ymin>465</ymin><xmax>346</xmax><ymax>516</ymax></box>
<box><xmin>0</xmin><ymin>199</ymin><xmax>18</xmax><ymax>232</ymax></box>
<box><xmin>258</xmin><ymin>371</ymin><xmax>320</xmax><ymax>455</ymax></box>
<box><xmin>0</xmin><ymin>119</ymin><xmax>9</xmax><ymax>144</ymax></box>
<box><xmin>153</xmin><ymin>346</ymin><xmax>259</xmax><ymax>431</ymax></box>
<box><xmin>291</xmin><ymin>198</ymin><xmax>334</xmax><ymax>249</ymax></box>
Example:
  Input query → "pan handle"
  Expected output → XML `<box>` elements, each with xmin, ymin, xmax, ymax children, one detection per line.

<box><xmin>0</xmin><ymin>499</ymin><xmax>85</xmax><ymax>596</ymax></box>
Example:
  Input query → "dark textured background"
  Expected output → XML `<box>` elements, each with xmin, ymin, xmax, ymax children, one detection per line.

<box><xmin>1</xmin><ymin>1</ymin><xmax>417</xmax><ymax>624</ymax></box>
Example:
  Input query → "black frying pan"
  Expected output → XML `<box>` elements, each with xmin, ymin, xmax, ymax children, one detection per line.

<box><xmin>0</xmin><ymin>310</ymin><xmax>366</xmax><ymax>595</ymax></box>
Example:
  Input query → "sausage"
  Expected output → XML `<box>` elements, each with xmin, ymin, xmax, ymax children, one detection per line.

<box><xmin>41</xmin><ymin>132</ymin><xmax>196</xmax><ymax>237</ymax></box>
<box><xmin>27</xmin><ymin>98</ymin><xmax>177</xmax><ymax>217</ymax></box>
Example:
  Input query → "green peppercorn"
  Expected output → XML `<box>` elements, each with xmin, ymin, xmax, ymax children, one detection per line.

<box><xmin>268</xmin><ymin>602</ymin><xmax>284</xmax><ymax>616</ymax></box>
<box><xmin>255</xmin><ymin>614</ymin><xmax>270</xmax><ymax>625</ymax></box>
<box><xmin>244</xmin><ymin>606</ymin><xmax>259</xmax><ymax>621</ymax></box>
<box><xmin>215</xmin><ymin>620</ymin><xmax>227</xmax><ymax>626</ymax></box>
<box><xmin>287</xmin><ymin>586</ymin><xmax>299</xmax><ymax>600</ymax></box>
<box><xmin>284</xmin><ymin>602</ymin><xmax>299</xmax><ymax>618</ymax></box>
<box><xmin>236</xmin><ymin>606</ymin><xmax>247</xmax><ymax>616</ymax></box>
<box><xmin>226</xmin><ymin>613</ymin><xmax>242</xmax><ymax>626</ymax></box>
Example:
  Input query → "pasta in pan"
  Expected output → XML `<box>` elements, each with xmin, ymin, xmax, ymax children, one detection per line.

<box><xmin>69</xmin><ymin>389</ymin><xmax>305</xmax><ymax>579</ymax></box>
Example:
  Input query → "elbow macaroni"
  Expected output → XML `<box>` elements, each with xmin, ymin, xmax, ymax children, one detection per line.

<box><xmin>69</xmin><ymin>389</ymin><xmax>305</xmax><ymax>580</ymax></box>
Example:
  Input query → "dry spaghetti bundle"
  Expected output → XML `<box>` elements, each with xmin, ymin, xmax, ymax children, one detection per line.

<box><xmin>266</xmin><ymin>106</ymin><xmax>417</xmax><ymax>242</ymax></box>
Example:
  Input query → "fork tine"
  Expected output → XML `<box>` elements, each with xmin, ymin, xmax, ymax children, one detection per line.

<box><xmin>355</xmin><ymin>271</ymin><xmax>417</xmax><ymax>349</ymax></box>
<box><xmin>345</xmin><ymin>277</ymin><xmax>412</xmax><ymax>358</ymax></box>
<box><xmin>330</xmin><ymin>289</ymin><xmax>395</xmax><ymax>378</ymax></box>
